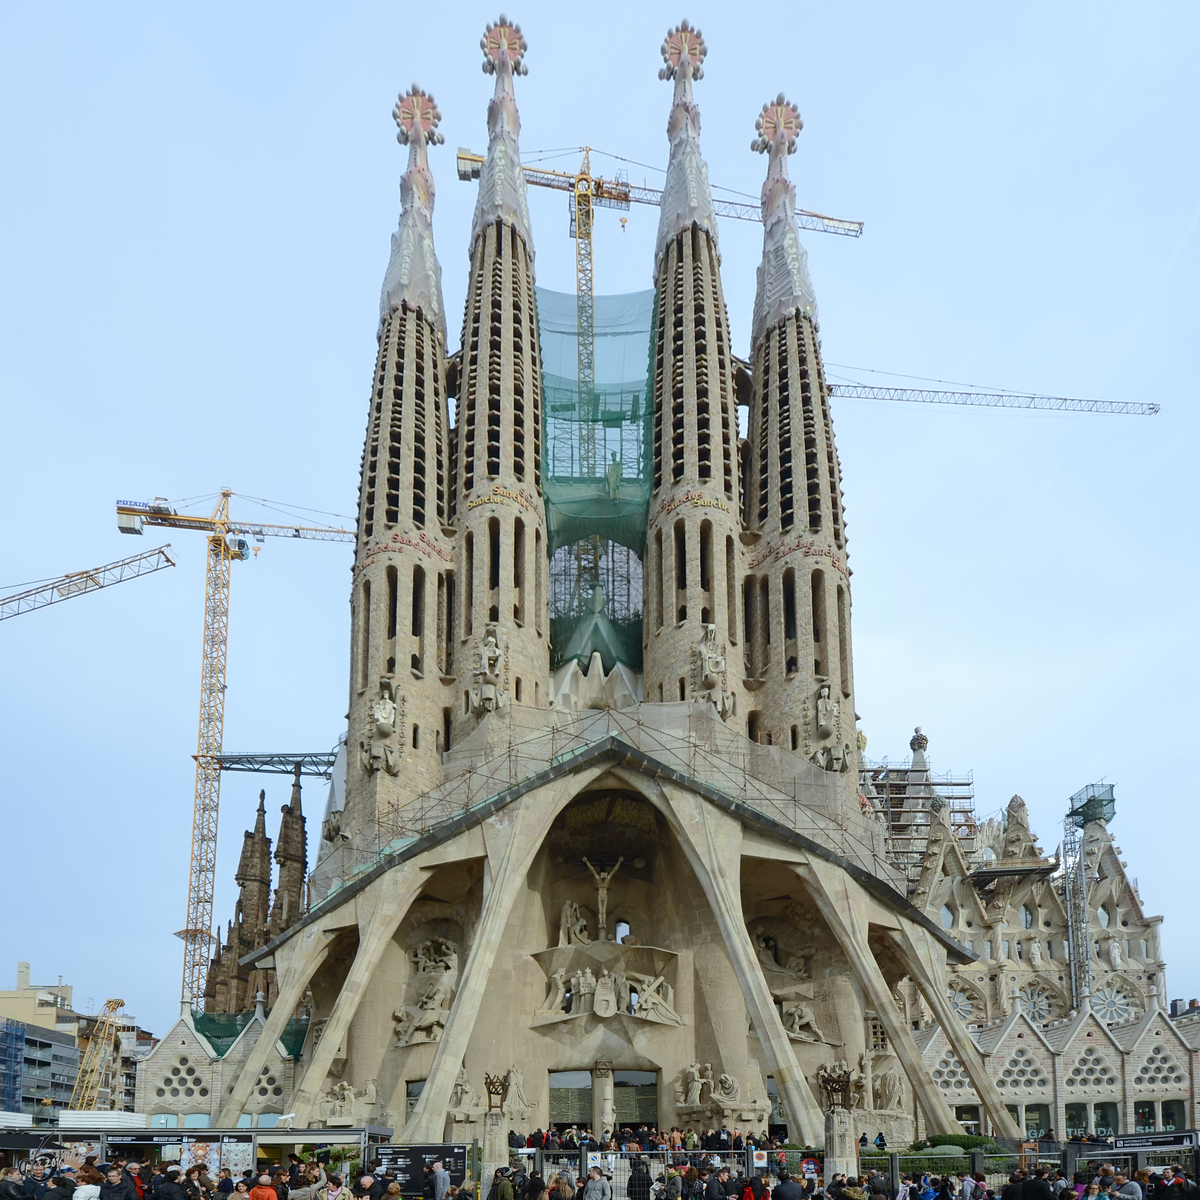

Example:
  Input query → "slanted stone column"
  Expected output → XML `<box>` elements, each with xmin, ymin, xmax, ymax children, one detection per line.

<box><xmin>641</xmin><ymin>774</ymin><xmax>825</xmax><ymax>1144</ymax></box>
<box><xmin>889</xmin><ymin>924</ymin><xmax>1022</xmax><ymax>1140</ymax></box>
<box><xmin>796</xmin><ymin>858</ymin><xmax>964</xmax><ymax>1136</ymax></box>
<box><xmin>290</xmin><ymin>861</ymin><xmax>428</xmax><ymax>1125</ymax></box>
<box><xmin>216</xmin><ymin>923</ymin><xmax>337</xmax><ymax>1126</ymax></box>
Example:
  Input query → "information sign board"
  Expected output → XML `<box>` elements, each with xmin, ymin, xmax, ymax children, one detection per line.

<box><xmin>375</xmin><ymin>1145</ymin><xmax>470</xmax><ymax>1195</ymax></box>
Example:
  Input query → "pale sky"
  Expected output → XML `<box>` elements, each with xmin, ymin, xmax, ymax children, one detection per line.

<box><xmin>1</xmin><ymin>3</ymin><xmax>1196</xmax><ymax>1038</ymax></box>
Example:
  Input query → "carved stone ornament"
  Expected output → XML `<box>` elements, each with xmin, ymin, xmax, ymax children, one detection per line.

<box><xmin>320</xmin><ymin>1077</ymin><xmax>378</xmax><ymax>1127</ymax></box>
<box><xmin>362</xmin><ymin>679</ymin><xmax>404</xmax><ymax>775</ymax></box>
<box><xmin>811</xmin><ymin>681</ymin><xmax>851</xmax><ymax>773</ymax></box>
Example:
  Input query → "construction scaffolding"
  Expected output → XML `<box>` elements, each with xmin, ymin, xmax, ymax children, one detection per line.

<box><xmin>537</xmin><ymin>286</ymin><xmax>654</xmax><ymax>668</ymax></box>
<box><xmin>860</xmin><ymin>755</ymin><xmax>977</xmax><ymax>888</ymax></box>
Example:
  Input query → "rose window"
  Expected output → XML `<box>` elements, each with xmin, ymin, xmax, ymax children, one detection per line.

<box><xmin>949</xmin><ymin>990</ymin><xmax>975</xmax><ymax>1022</ymax></box>
<box><xmin>1017</xmin><ymin>987</ymin><xmax>1052</xmax><ymax>1021</ymax></box>
<box><xmin>154</xmin><ymin>1053</ymin><xmax>209</xmax><ymax>1100</ymax></box>
<box><xmin>1092</xmin><ymin>986</ymin><xmax>1136</xmax><ymax>1024</ymax></box>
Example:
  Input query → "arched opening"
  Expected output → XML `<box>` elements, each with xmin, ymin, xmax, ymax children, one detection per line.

<box><xmin>614</xmin><ymin>920</ymin><xmax>631</xmax><ymax>944</ymax></box>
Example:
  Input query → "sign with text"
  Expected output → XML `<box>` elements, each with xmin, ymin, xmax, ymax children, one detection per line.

<box><xmin>1112</xmin><ymin>1131</ymin><xmax>1196</xmax><ymax>1151</ymax></box>
<box><xmin>375</xmin><ymin>1145</ymin><xmax>470</xmax><ymax>1195</ymax></box>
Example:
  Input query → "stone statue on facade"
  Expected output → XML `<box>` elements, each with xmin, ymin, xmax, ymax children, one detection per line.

<box><xmin>1109</xmin><ymin>937</ymin><xmax>1123</xmax><ymax>969</ymax></box>
<box><xmin>700</xmin><ymin>1062</ymin><xmax>715</xmax><ymax>1103</ymax></box>
<box><xmin>713</xmin><ymin>1073</ymin><xmax>740</xmax><ymax>1104</ymax></box>
<box><xmin>393</xmin><ymin>936</ymin><xmax>459</xmax><ymax>1045</ymax></box>
<box><xmin>470</xmin><ymin>626</ymin><xmax>506</xmax><ymax>715</ymax></box>
<box><xmin>684</xmin><ymin>1062</ymin><xmax>703</xmax><ymax>1106</ymax></box>
<box><xmin>361</xmin><ymin>680</ymin><xmax>403</xmax><ymax>775</ymax></box>
<box><xmin>450</xmin><ymin>1067</ymin><xmax>481</xmax><ymax>1111</ymax></box>
<box><xmin>1028</xmin><ymin>936</ymin><xmax>1044</xmax><ymax>968</ymax></box>
<box><xmin>558</xmin><ymin>900</ymin><xmax>591</xmax><ymax>947</ymax></box>
<box><xmin>782</xmin><ymin>1000</ymin><xmax>825</xmax><ymax>1042</ymax></box>
<box><xmin>627</xmin><ymin>972</ymin><xmax>682</xmax><ymax>1025</ymax></box>
<box><xmin>873</xmin><ymin>1058</ymin><xmax>904</xmax><ymax>1111</ymax></box>
<box><xmin>536</xmin><ymin>967</ymin><xmax>567</xmax><ymax>1016</ymax></box>
<box><xmin>502</xmin><ymin>1064</ymin><xmax>532</xmax><ymax>1115</ymax></box>
<box><xmin>810</xmin><ymin>682</ymin><xmax>850</xmax><ymax>772</ymax></box>
<box><xmin>583</xmin><ymin>856</ymin><xmax>623</xmax><ymax>939</ymax></box>
<box><xmin>593</xmin><ymin>968</ymin><xmax>619</xmax><ymax>1018</ymax></box>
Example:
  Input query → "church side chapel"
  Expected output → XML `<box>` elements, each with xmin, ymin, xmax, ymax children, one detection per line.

<box><xmin>135</xmin><ymin>18</ymin><xmax>1195</xmax><ymax>1154</ymax></box>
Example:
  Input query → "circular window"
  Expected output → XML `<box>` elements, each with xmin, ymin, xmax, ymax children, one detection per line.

<box><xmin>272</xmin><ymin>1087</ymin><xmax>283</xmax><ymax>1096</ymax></box>
<box><xmin>258</xmin><ymin>1087</ymin><xmax>268</xmax><ymax>1097</ymax></box>
<box><xmin>178</xmin><ymin>1056</ymin><xmax>189</xmax><ymax>1066</ymax></box>
<box><xmin>199</xmin><ymin>1088</ymin><xmax>209</xmax><ymax>1097</ymax></box>
<box><xmin>171</xmin><ymin>1066</ymin><xmax>181</xmax><ymax>1076</ymax></box>
<box><xmin>170</xmin><ymin>1088</ymin><xmax>180</xmax><ymax>1097</ymax></box>
<box><xmin>156</xmin><ymin>1088</ymin><xmax>165</xmax><ymax>1097</ymax></box>
<box><xmin>184</xmin><ymin>1088</ymin><xmax>194</xmax><ymax>1097</ymax></box>
<box><xmin>185</xmin><ymin>1066</ymin><xmax>195</xmax><ymax>1076</ymax></box>
<box><xmin>266</xmin><ymin>1076</ymin><xmax>276</xmax><ymax>1086</ymax></box>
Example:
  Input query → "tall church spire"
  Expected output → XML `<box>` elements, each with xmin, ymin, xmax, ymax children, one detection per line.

<box><xmin>380</xmin><ymin>85</ymin><xmax>447</xmax><ymax>345</ymax></box>
<box><xmin>750</xmin><ymin>95</ymin><xmax>818</xmax><ymax>343</ymax></box>
<box><xmin>450</xmin><ymin>15</ymin><xmax>548</xmax><ymax>746</ymax></box>
<box><xmin>745</xmin><ymin>95</ymin><xmax>855</xmax><ymax>770</ymax></box>
<box><xmin>655</xmin><ymin>21</ymin><xmax>718</xmax><ymax>266</ymax></box>
<box><xmin>348</xmin><ymin>86</ymin><xmax>455</xmax><ymax>823</ymax></box>
<box><xmin>471</xmin><ymin>16</ymin><xmax>533</xmax><ymax>254</ymax></box>
<box><xmin>642</xmin><ymin>21</ymin><xmax>742</xmax><ymax>722</ymax></box>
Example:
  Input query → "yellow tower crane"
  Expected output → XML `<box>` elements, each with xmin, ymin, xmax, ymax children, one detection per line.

<box><xmin>68</xmin><ymin>998</ymin><xmax>124</xmax><ymax>1111</ymax></box>
<box><xmin>116</xmin><ymin>491</ymin><xmax>354</xmax><ymax>1008</ymax></box>
<box><xmin>0</xmin><ymin>545</ymin><xmax>174</xmax><ymax>621</ymax></box>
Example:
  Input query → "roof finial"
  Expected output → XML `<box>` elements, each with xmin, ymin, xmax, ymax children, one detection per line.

<box><xmin>749</xmin><ymin>93</ymin><xmax>818</xmax><ymax>343</ymax></box>
<box><xmin>481</xmin><ymin>15</ymin><xmax>528</xmax><ymax>76</ymax></box>
<box><xmin>379</xmin><ymin>83</ymin><xmax>447</xmax><ymax>343</ymax></box>
<box><xmin>654</xmin><ymin>21</ymin><xmax>717</xmax><ymax>265</ymax></box>
<box><xmin>470</xmin><ymin>17</ymin><xmax>534</xmax><ymax>252</ymax></box>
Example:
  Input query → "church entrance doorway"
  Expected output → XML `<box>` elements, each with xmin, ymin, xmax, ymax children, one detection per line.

<box><xmin>613</xmin><ymin>1070</ymin><xmax>657</xmax><ymax>1127</ymax></box>
<box><xmin>549</xmin><ymin>1070</ymin><xmax>593</xmax><ymax>1128</ymax></box>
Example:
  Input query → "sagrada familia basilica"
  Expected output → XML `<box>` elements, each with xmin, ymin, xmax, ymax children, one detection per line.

<box><xmin>136</xmin><ymin>18</ymin><xmax>1198</xmax><ymax>1158</ymax></box>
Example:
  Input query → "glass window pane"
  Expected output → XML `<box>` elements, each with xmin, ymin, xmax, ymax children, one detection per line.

<box><xmin>1135</xmin><ymin>1101</ymin><xmax>1157</xmax><ymax>1132</ymax></box>
<box><xmin>1094</xmin><ymin>1102</ymin><xmax>1119</xmax><ymax>1137</ymax></box>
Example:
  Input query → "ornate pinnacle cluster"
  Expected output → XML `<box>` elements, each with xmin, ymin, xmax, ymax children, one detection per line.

<box><xmin>471</xmin><ymin>15</ymin><xmax>534</xmax><ymax>252</ymax></box>
<box><xmin>751</xmin><ymin>94</ymin><xmax>802</xmax><ymax>155</ymax></box>
<box><xmin>481</xmin><ymin>15</ymin><xmax>529</xmax><ymax>76</ymax></box>
<box><xmin>393</xmin><ymin>84</ymin><xmax>444</xmax><ymax>149</ymax></box>
<box><xmin>658</xmin><ymin>19</ymin><xmax>706</xmax><ymax>82</ymax></box>
<box><xmin>655</xmin><ymin>19</ymin><xmax>718</xmax><ymax>265</ymax></box>
<box><xmin>379</xmin><ymin>83</ymin><xmax>447</xmax><ymax>344</ymax></box>
<box><xmin>749</xmin><ymin>92</ymin><xmax>818</xmax><ymax>343</ymax></box>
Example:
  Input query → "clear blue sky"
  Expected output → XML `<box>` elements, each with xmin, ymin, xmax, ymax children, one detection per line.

<box><xmin>2</xmin><ymin>3</ymin><xmax>1196</xmax><ymax>1038</ymax></box>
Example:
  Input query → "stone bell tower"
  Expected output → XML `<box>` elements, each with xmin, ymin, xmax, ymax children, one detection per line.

<box><xmin>641</xmin><ymin>21</ymin><xmax>743</xmax><ymax>720</ymax></box>
<box><xmin>450</xmin><ymin>17</ymin><xmax>549</xmax><ymax>745</ymax></box>
<box><xmin>347</xmin><ymin>84</ymin><xmax>454</xmax><ymax>823</ymax></box>
<box><xmin>744</xmin><ymin>97</ymin><xmax>857</xmax><ymax>768</ymax></box>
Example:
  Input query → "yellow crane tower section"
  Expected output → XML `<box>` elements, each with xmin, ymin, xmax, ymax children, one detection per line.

<box><xmin>69</xmin><ymin>999</ymin><xmax>124</xmax><ymax>1111</ymax></box>
<box><xmin>116</xmin><ymin>491</ymin><xmax>354</xmax><ymax>1008</ymax></box>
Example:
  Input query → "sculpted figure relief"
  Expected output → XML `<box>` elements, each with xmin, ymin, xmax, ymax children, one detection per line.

<box><xmin>450</xmin><ymin>1067</ymin><xmax>481</xmax><ymax>1111</ymax></box>
<box><xmin>558</xmin><ymin>900</ymin><xmax>591</xmax><ymax>947</ymax></box>
<box><xmin>713</xmin><ymin>1073</ymin><xmax>740</xmax><ymax>1104</ymax></box>
<box><xmin>583</xmin><ymin>856</ymin><xmax>623</xmax><ymax>940</ymax></box>
<box><xmin>684</xmin><ymin>1062</ymin><xmax>703</xmax><ymax>1106</ymax></box>
<box><xmin>503</xmin><ymin>1064</ymin><xmax>532</xmax><ymax>1114</ymax></box>
<box><xmin>811</xmin><ymin>682</ymin><xmax>851</xmax><ymax>773</ymax></box>
<box><xmin>782</xmin><ymin>1000</ymin><xmax>825</xmax><ymax>1042</ymax></box>
<box><xmin>628</xmin><ymin>972</ymin><xmax>682</xmax><ymax>1025</ymax></box>
<box><xmin>536</xmin><ymin>967</ymin><xmax>567</xmax><ymax>1016</ymax></box>
<box><xmin>873</xmin><ymin>1059</ymin><xmax>904</xmax><ymax>1111</ymax></box>
<box><xmin>1028</xmin><ymin>936</ymin><xmax>1044</xmax><ymax>968</ymax></box>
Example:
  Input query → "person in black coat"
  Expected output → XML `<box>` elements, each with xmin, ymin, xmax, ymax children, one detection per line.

<box><xmin>628</xmin><ymin>1167</ymin><xmax>652</xmax><ymax>1200</ymax></box>
<box><xmin>152</xmin><ymin>1172</ymin><xmax>187</xmax><ymax>1200</ymax></box>
<box><xmin>101</xmin><ymin>1170</ymin><xmax>137</xmax><ymax>1200</ymax></box>
<box><xmin>1025</xmin><ymin>1171</ymin><xmax>1054</xmax><ymax>1200</ymax></box>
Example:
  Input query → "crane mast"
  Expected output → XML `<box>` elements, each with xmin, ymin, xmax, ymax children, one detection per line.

<box><xmin>116</xmin><ymin>489</ymin><xmax>353</xmax><ymax>1007</ymax></box>
<box><xmin>68</xmin><ymin>998</ymin><xmax>124</xmax><ymax>1111</ymax></box>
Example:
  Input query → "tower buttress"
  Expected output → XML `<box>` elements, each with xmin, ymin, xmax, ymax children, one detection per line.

<box><xmin>745</xmin><ymin>96</ymin><xmax>856</xmax><ymax>771</ymax></box>
<box><xmin>348</xmin><ymin>84</ymin><xmax>454</xmax><ymax>831</ymax></box>
<box><xmin>451</xmin><ymin>17</ymin><xmax>548</xmax><ymax>744</ymax></box>
<box><xmin>642</xmin><ymin>22</ymin><xmax>743</xmax><ymax>721</ymax></box>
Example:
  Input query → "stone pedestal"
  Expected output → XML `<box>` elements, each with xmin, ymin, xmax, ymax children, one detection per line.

<box><xmin>824</xmin><ymin>1109</ymin><xmax>858</xmax><ymax>1179</ymax></box>
<box><xmin>482</xmin><ymin>1111</ymin><xmax>509</xmax><ymax>1185</ymax></box>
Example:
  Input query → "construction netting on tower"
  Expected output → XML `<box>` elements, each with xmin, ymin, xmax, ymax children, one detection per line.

<box><xmin>537</xmin><ymin>286</ymin><xmax>655</xmax><ymax>671</ymax></box>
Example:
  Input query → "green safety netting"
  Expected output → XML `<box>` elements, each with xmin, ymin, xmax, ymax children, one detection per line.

<box><xmin>536</xmin><ymin>286</ymin><xmax>656</xmax><ymax>558</ymax></box>
<box><xmin>192</xmin><ymin>1011</ymin><xmax>310</xmax><ymax>1060</ymax></box>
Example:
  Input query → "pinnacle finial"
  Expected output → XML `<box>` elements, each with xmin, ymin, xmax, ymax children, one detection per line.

<box><xmin>481</xmin><ymin>15</ymin><xmax>529</xmax><ymax>76</ymax></box>
<box><xmin>659</xmin><ymin>20</ymin><xmax>706</xmax><ymax>81</ymax></box>
<box><xmin>751</xmin><ymin>94</ymin><xmax>802</xmax><ymax>155</ymax></box>
<box><xmin>394</xmin><ymin>84</ymin><xmax>444</xmax><ymax>147</ymax></box>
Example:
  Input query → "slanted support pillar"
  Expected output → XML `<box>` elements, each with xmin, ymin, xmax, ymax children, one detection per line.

<box><xmin>402</xmin><ymin>770</ymin><xmax>606</xmax><ymax>1142</ymax></box>
<box><xmin>290</xmin><ymin>861</ymin><xmax>427</xmax><ymax>1126</ymax></box>
<box><xmin>890</xmin><ymin>924</ymin><xmax>1022</xmax><ymax>1141</ymax></box>
<box><xmin>216</xmin><ymin>924</ymin><xmax>336</xmax><ymax>1127</ymax></box>
<box><xmin>796</xmin><ymin>858</ymin><xmax>966</xmax><ymax>1137</ymax></box>
<box><xmin>648</xmin><ymin>777</ymin><xmax>825</xmax><ymax>1145</ymax></box>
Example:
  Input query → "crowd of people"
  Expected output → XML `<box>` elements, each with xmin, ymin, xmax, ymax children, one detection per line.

<box><xmin>506</xmin><ymin>1128</ymin><xmax>787</xmax><ymax>1158</ymax></box>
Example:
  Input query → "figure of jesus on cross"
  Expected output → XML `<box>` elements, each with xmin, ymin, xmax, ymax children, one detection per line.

<box><xmin>583</xmin><ymin>856</ymin><xmax>623</xmax><ymax>940</ymax></box>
